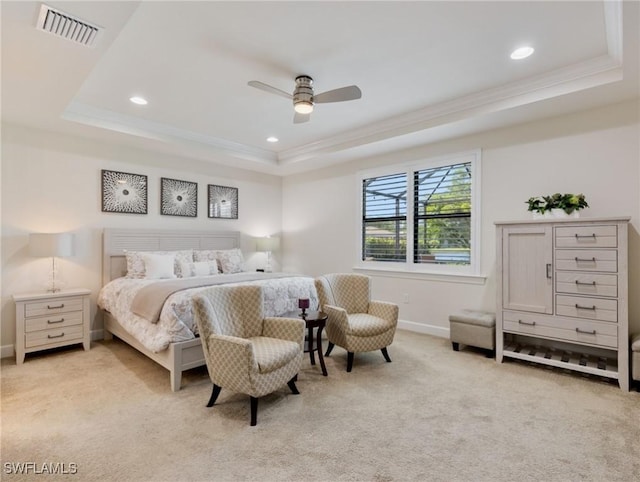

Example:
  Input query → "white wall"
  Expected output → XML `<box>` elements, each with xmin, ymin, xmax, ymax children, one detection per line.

<box><xmin>282</xmin><ymin>101</ymin><xmax>640</xmax><ymax>336</ymax></box>
<box><xmin>2</xmin><ymin>100</ymin><xmax>639</xmax><ymax>357</ymax></box>
<box><xmin>1</xmin><ymin>125</ymin><xmax>283</xmax><ymax>355</ymax></box>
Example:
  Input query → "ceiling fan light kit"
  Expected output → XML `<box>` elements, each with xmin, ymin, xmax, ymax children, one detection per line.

<box><xmin>248</xmin><ymin>74</ymin><xmax>362</xmax><ymax>123</ymax></box>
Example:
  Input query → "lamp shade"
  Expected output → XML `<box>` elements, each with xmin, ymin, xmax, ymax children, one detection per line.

<box><xmin>256</xmin><ymin>236</ymin><xmax>279</xmax><ymax>252</ymax></box>
<box><xmin>29</xmin><ymin>233</ymin><xmax>75</xmax><ymax>258</ymax></box>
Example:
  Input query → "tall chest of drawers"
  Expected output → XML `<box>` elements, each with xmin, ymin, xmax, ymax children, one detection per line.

<box><xmin>14</xmin><ymin>288</ymin><xmax>91</xmax><ymax>364</ymax></box>
<box><xmin>495</xmin><ymin>217</ymin><xmax>630</xmax><ymax>390</ymax></box>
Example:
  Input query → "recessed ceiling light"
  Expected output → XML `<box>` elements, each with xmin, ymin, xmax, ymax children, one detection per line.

<box><xmin>510</xmin><ymin>46</ymin><xmax>534</xmax><ymax>60</ymax></box>
<box><xmin>129</xmin><ymin>96</ymin><xmax>148</xmax><ymax>105</ymax></box>
<box><xmin>266</xmin><ymin>136</ymin><xmax>279</xmax><ymax>143</ymax></box>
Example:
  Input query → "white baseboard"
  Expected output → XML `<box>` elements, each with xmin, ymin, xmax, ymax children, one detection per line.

<box><xmin>398</xmin><ymin>319</ymin><xmax>449</xmax><ymax>339</ymax></box>
<box><xmin>2</xmin><ymin>326</ymin><xmax>442</xmax><ymax>358</ymax></box>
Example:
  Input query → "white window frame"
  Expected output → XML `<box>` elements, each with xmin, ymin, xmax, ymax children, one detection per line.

<box><xmin>355</xmin><ymin>149</ymin><xmax>483</xmax><ymax>282</ymax></box>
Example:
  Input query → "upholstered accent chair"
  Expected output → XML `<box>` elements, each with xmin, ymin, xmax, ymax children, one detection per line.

<box><xmin>315</xmin><ymin>273</ymin><xmax>399</xmax><ymax>372</ymax></box>
<box><xmin>193</xmin><ymin>285</ymin><xmax>305</xmax><ymax>426</ymax></box>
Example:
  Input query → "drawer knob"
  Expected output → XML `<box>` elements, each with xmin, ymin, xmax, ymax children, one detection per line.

<box><xmin>47</xmin><ymin>318</ymin><xmax>65</xmax><ymax>324</ymax></box>
<box><xmin>575</xmin><ymin>304</ymin><xmax>596</xmax><ymax>310</ymax></box>
<box><xmin>47</xmin><ymin>303</ymin><xmax>65</xmax><ymax>310</ymax></box>
<box><xmin>575</xmin><ymin>280</ymin><xmax>596</xmax><ymax>286</ymax></box>
<box><xmin>518</xmin><ymin>319</ymin><xmax>536</xmax><ymax>326</ymax></box>
<box><xmin>575</xmin><ymin>328</ymin><xmax>596</xmax><ymax>335</ymax></box>
<box><xmin>574</xmin><ymin>257</ymin><xmax>596</xmax><ymax>263</ymax></box>
<box><xmin>574</xmin><ymin>233</ymin><xmax>596</xmax><ymax>239</ymax></box>
<box><xmin>47</xmin><ymin>332</ymin><xmax>65</xmax><ymax>339</ymax></box>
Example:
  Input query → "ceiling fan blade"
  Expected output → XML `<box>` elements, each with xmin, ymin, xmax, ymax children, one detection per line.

<box><xmin>293</xmin><ymin>112</ymin><xmax>310</xmax><ymax>124</ymax></box>
<box><xmin>314</xmin><ymin>85</ymin><xmax>362</xmax><ymax>104</ymax></box>
<box><xmin>247</xmin><ymin>80</ymin><xmax>292</xmax><ymax>99</ymax></box>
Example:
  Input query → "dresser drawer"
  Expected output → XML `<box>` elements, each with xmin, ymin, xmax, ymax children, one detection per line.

<box><xmin>25</xmin><ymin>324</ymin><xmax>83</xmax><ymax>348</ymax></box>
<box><xmin>24</xmin><ymin>296</ymin><xmax>84</xmax><ymax>318</ymax></box>
<box><xmin>503</xmin><ymin>311</ymin><xmax>617</xmax><ymax>348</ymax></box>
<box><xmin>555</xmin><ymin>272</ymin><xmax>617</xmax><ymax>297</ymax></box>
<box><xmin>555</xmin><ymin>225</ymin><xmax>617</xmax><ymax>248</ymax></box>
<box><xmin>556</xmin><ymin>295</ymin><xmax>617</xmax><ymax>322</ymax></box>
<box><xmin>555</xmin><ymin>249</ymin><xmax>617</xmax><ymax>272</ymax></box>
<box><xmin>25</xmin><ymin>311</ymin><xmax>83</xmax><ymax>333</ymax></box>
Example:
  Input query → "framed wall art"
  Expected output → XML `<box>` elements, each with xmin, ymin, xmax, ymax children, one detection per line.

<box><xmin>161</xmin><ymin>177</ymin><xmax>197</xmax><ymax>217</ymax></box>
<box><xmin>208</xmin><ymin>184</ymin><xmax>238</xmax><ymax>219</ymax></box>
<box><xmin>101</xmin><ymin>169</ymin><xmax>148</xmax><ymax>214</ymax></box>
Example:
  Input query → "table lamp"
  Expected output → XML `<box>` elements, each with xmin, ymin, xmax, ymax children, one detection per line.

<box><xmin>255</xmin><ymin>236</ymin><xmax>279</xmax><ymax>273</ymax></box>
<box><xmin>29</xmin><ymin>232</ymin><xmax>75</xmax><ymax>292</ymax></box>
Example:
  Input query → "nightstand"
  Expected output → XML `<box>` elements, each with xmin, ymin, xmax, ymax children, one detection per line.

<box><xmin>13</xmin><ymin>288</ymin><xmax>91</xmax><ymax>364</ymax></box>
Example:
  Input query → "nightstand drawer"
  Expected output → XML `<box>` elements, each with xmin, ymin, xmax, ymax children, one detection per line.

<box><xmin>555</xmin><ymin>272</ymin><xmax>617</xmax><ymax>297</ymax></box>
<box><xmin>556</xmin><ymin>295</ymin><xmax>617</xmax><ymax>322</ymax></box>
<box><xmin>25</xmin><ymin>311</ymin><xmax>83</xmax><ymax>333</ymax></box>
<box><xmin>25</xmin><ymin>324</ymin><xmax>83</xmax><ymax>348</ymax></box>
<box><xmin>555</xmin><ymin>225</ymin><xmax>617</xmax><ymax>248</ymax></box>
<box><xmin>555</xmin><ymin>249</ymin><xmax>617</xmax><ymax>272</ymax></box>
<box><xmin>24</xmin><ymin>296</ymin><xmax>84</xmax><ymax>317</ymax></box>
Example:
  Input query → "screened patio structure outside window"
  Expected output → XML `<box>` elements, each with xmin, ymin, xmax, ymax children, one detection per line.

<box><xmin>362</xmin><ymin>161</ymin><xmax>472</xmax><ymax>267</ymax></box>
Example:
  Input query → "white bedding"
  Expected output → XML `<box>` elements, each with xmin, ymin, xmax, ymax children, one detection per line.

<box><xmin>98</xmin><ymin>273</ymin><xmax>318</xmax><ymax>352</ymax></box>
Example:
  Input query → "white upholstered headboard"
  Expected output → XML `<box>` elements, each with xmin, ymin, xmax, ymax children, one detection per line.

<box><xmin>102</xmin><ymin>228</ymin><xmax>241</xmax><ymax>286</ymax></box>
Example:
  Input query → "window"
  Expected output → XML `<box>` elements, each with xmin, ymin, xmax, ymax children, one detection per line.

<box><xmin>359</xmin><ymin>150</ymin><xmax>480</xmax><ymax>276</ymax></box>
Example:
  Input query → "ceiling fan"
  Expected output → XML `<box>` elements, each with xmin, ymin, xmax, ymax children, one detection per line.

<box><xmin>247</xmin><ymin>75</ymin><xmax>362</xmax><ymax>124</ymax></box>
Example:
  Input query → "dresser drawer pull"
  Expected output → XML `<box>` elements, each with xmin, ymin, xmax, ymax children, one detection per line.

<box><xmin>47</xmin><ymin>318</ymin><xmax>64</xmax><ymax>324</ymax></box>
<box><xmin>574</xmin><ymin>257</ymin><xmax>596</xmax><ymax>263</ymax></box>
<box><xmin>47</xmin><ymin>303</ymin><xmax>65</xmax><ymax>310</ymax></box>
<box><xmin>518</xmin><ymin>320</ymin><xmax>536</xmax><ymax>326</ymax></box>
<box><xmin>47</xmin><ymin>332</ymin><xmax>65</xmax><ymax>339</ymax></box>
<box><xmin>575</xmin><ymin>304</ymin><xmax>596</xmax><ymax>310</ymax></box>
<box><xmin>574</xmin><ymin>233</ymin><xmax>596</xmax><ymax>239</ymax></box>
<box><xmin>575</xmin><ymin>280</ymin><xmax>596</xmax><ymax>286</ymax></box>
<box><xmin>575</xmin><ymin>328</ymin><xmax>596</xmax><ymax>335</ymax></box>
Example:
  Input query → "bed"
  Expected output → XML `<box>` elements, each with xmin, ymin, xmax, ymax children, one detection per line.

<box><xmin>98</xmin><ymin>228</ymin><xmax>318</xmax><ymax>391</ymax></box>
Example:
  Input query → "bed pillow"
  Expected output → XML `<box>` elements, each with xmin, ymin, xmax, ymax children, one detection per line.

<box><xmin>141</xmin><ymin>253</ymin><xmax>176</xmax><ymax>279</ymax></box>
<box><xmin>125</xmin><ymin>249</ymin><xmax>193</xmax><ymax>278</ymax></box>
<box><xmin>217</xmin><ymin>248</ymin><xmax>245</xmax><ymax>274</ymax></box>
<box><xmin>193</xmin><ymin>250</ymin><xmax>218</xmax><ymax>263</ymax></box>
<box><xmin>179</xmin><ymin>260</ymin><xmax>219</xmax><ymax>278</ymax></box>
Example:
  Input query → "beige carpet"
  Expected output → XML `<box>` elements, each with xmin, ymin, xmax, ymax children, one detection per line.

<box><xmin>1</xmin><ymin>330</ymin><xmax>639</xmax><ymax>481</ymax></box>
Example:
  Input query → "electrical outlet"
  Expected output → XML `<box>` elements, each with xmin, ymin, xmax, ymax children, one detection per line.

<box><xmin>402</xmin><ymin>293</ymin><xmax>409</xmax><ymax>304</ymax></box>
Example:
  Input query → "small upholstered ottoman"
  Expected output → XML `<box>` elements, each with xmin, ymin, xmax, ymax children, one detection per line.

<box><xmin>632</xmin><ymin>334</ymin><xmax>640</xmax><ymax>391</ymax></box>
<box><xmin>449</xmin><ymin>309</ymin><xmax>496</xmax><ymax>358</ymax></box>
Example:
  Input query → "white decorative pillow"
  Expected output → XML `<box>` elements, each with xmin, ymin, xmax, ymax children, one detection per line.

<box><xmin>179</xmin><ymin>260</ymin><xmax>219</xmax><ymax>278</ymax></box>
<box><xmin>125</xmin><ymin>250</ymin><xmax>193</xmax><ymax>278</ymax></box>
<box><xmin>141</xmin><ymin>253</ymin><xmax>176</xmax><ymax>279</ymax></box>
<box><xmin>217</xmin><ymin>248</ymin><xmax>245</xmax><ymax>274</ymax></box>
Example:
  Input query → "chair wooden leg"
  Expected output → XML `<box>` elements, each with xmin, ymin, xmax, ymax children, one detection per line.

<box><xmin>325</xmin><ymin>342</ymin><xmax>335</xmax><ymax>356</ymax></box>
<box><xmin>381</xmin><ymin>347</ymin><xmax>392</xmax><ymax>363</ymax></box>
<box><xmin>206</xmin><ymin>384</ymin><xmax>222</xmax><ymax>407</ymax></box>
<box><xmin>347</xmin><ymin>352</ymin><xmax>354</xmax><ymax>372</ymax></box>
<box><xmin>287</xmin><ymin>377</ymin><xmax>300</xmax><ymax>395</ymax></box>
<box><xmin>250</xmin><ymin>397</ymin><xmax>258</xmax><ymax>426</ymax></box>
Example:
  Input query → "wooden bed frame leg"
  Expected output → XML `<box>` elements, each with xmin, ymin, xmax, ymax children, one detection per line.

<box><xmin>170</xmin><ymin>370</ymin><xmax>182</xmax><ymax>392</ymax></box>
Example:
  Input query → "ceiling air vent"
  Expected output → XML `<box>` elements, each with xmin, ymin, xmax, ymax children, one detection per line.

<box><xmin>36</xmin><ymin>4</ymin><xmax>101</xmax><ymax>47</ymax></box>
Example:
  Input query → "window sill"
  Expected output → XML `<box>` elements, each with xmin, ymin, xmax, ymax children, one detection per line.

<box><xmin>352</xmin><ymin>266</ymin><xmax>487</xmax><ymax>285</ymax></box>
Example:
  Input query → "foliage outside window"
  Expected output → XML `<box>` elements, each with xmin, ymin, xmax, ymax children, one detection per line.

<box><xmin>360</xmin><ymin>151</ymin><xmax>480</xmax><ymax>275</ymax></box>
